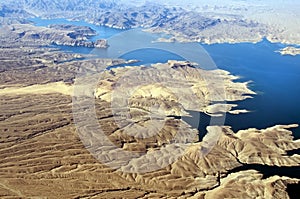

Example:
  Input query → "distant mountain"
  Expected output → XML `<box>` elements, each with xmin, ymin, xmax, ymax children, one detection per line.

<box><xmin>0</xmin><ymin>5</ymin><xmax>33</xmax><ymax>18</ymax></box>
<box><xmin>23</xmin><ymin>0</ymin><xmax>117</xmax><ymax>11</ymax></box>
<box><xmin>1</xmin><ymin>0</ymin><xmax>117</xmax><ymax>13</ymax></box>
<box><xmin>0</xmin><ymin>0</ymin><xmax>291</xmax><ymax>45</ymax></box>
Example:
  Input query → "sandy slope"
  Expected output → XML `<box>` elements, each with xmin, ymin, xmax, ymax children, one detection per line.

<box><xmin>0</xmin><ymin>82</ymin><xmax>73</xmax><ymax>96</ymax></box>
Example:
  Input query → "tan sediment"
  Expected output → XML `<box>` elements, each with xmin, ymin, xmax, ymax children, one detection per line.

<box><xmin>0</xmin><ymin>82</ymin><xmax>73</xmax><ymax>96</ymax></box>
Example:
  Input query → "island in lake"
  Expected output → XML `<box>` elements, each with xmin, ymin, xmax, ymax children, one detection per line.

<box><xmin>277</xmin><ymin>46</ymin><xmax>300</xmax><ymax>56</ymax></box>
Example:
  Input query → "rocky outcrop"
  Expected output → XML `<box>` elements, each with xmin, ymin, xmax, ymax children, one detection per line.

<box><xmin>51</xmin><ymin>38</ymin><xmax>107</xmax><ymax>48</ymax></box>
<box><xmin>49</xmin><ymin>24</ymin><xmax>97</xmax><ymax>38</ymax></box>
<box><xmin>94</xmin><ymin>60</ymin><xmax>256</xmax><ymax>116</ymax></box>
<box><xmin>0</xmin><ymin>24</ymin><xmax>108</xmax><ymax>48</ymax></box>
<box><xmin>198</xmin><ymin>170</ymin><xmax>299</xmax><ymax>199</ymax></box>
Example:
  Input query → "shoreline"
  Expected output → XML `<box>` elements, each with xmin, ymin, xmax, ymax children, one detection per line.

<box><xmin>27</xmin><ymin>16</ymin><xmax>300</xmax><ymax>47</ymax></box>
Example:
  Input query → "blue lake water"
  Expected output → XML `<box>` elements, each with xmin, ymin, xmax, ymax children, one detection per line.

<box><xmin>203</xmin><ymin>40</ymin><xmax>300</xmax><ymax>139</ymax></box>
<box><xmin>29</xmin><ymin>18</ymin><xmax>300</xmax><ymax>139</ymax></box>
<box><xmin>29</xmin><ymin>17</ymin><xmax>125</xmax><ymax>40</ymax></box>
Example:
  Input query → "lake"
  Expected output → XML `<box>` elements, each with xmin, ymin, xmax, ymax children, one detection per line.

<box><xmin>203</xmin><ymin>40</ymin><xmax>300</xmax><ymax>138</ymax></box>
<box><xmin>29</xmin><ymin>17</ymin><xmax>300</xmax><ymax>139</ymax></box>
